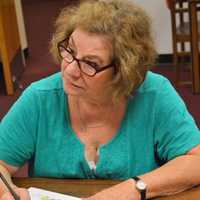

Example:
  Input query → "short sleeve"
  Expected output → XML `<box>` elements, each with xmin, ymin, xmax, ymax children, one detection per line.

<box><xmin>154</xmin><ymin>79</ymin><xmax>200</xmax><ymax>162</ymax></box>
<box><xmin>0</xmin><ymin>86</ymin><xmax>38</xmax><ymax>167</ymax></box>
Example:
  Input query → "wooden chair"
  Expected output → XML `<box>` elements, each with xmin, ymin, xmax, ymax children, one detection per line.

<box><xmin>189</xmin><ymin>0</ymin><xmax>200</xmax><ymax>93</ymax></box>
<box><xmin>166</xmin><ymin>0</ymin><xmax>200</xmax><ymax>91</ymax></box>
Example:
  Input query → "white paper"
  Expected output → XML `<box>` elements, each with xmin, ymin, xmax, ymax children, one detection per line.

<box><xmin>28</xmin><ymin>187</ymin><xmax>80</xmax><ymax>200</ymax></box>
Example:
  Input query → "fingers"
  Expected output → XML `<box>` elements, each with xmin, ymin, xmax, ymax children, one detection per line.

<box><xmin>0</xmin><ymin>188</ymin><xmax>30</xmax><ymax>200</ymax></box>
<box><xmin>81</xmin><ymin>195</ymin><xmax>99</xmax><ymax>200</ymax></box>
<box><xmin>16</xmin><ymin>188</ymin><xmax>31</xmax><ymax>200</ymax></box>
<box><xmin>1</xmin><ymin>192</ymin><xmax>16</xmax><ymax>200</ymax></box>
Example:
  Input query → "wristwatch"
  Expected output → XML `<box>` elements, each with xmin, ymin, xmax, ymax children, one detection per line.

<box><xmin>132</xmin><ymin>176</ymin><xmax>147</xmax><ymax>200</ymax></box>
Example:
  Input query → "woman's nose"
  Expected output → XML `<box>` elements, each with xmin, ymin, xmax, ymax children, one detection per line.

<box><xmin>63</xmin><ymin>59</ymin><xmax>81</xmax><ymax>78</ymax></box>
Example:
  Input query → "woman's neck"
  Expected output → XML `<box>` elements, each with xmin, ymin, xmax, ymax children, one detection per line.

<box><xmin>79</xmin><ymin>98</ymin><xmax>112</xmax><ymax>113</ymax></box>
<box><xmin>69</xmin><ymin>95</ymin><xmax>127</xmax><ymax>131</ymax></box>
<box><xmin>78</xmin><ymin>98</ymin><xmax>113</xmax><ymax>126</ymax></box>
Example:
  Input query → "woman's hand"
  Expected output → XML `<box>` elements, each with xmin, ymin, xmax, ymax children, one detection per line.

<box><xmin>82</xmin><ymin>179</ymin><xmax>140</xmax><ymax>200</ymax></box>
<box><xmin>0</xmin><ymin>187</ymin><xmax>30</xmax><ymax>200</ymax></box>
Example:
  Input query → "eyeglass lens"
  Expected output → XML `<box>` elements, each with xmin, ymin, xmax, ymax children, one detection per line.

<box><xmin>59</xmin><ymin>45</ymin><xmax>97</xmax><ymax>76</ymax></box>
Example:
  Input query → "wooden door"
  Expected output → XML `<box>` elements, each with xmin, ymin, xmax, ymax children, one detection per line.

<box><xmin>0</xmin><ymin>0</ymin><xmax>23</xmax><ymax>95</ymax></box>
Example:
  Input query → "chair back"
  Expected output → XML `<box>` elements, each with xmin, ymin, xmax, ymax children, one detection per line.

<box><xmin>166</xmin><ymin>0</ymin><xmax>200</xmax><ymax>93</ymax></box>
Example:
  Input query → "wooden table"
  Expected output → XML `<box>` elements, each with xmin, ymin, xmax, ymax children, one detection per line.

<box><xmin>13</xmin><ymin>177</ymin><xmax>200</xmax><ymax>200</ymax></box>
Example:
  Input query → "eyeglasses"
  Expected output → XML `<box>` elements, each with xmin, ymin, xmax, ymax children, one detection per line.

<box><xmin>57</xmin><ymin>39</ymin><xmax>114</xmax><ymax>77</ymax></box>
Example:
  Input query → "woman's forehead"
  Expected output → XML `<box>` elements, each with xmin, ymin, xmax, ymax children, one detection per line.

<box><xmin>69</xmin><ymin>28</ymin><xmax>113</xmax><ymax>59</ymax></box>
<box><xmin>70</xmin><ymin>28</ymin><xmax>112</xmax><ymax>49</ymax></box>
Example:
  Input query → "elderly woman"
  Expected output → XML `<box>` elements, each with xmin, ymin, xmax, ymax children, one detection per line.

<box><xmin>0</xmin><ymin>0</ymin><xmax>200</xmax><ymax>200</ymax></box>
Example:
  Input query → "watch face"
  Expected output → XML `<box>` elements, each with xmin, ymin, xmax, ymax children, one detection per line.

<box><xmin>137</xmin><ymin>180</ymin><xmax>147</xmax><ymax>190</ymax></box>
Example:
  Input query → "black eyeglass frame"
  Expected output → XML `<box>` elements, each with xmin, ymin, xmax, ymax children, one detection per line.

<box><xmin>57</xmin><ymin>39</ymin><xmax>115</xmax><ymax>77</ymax></box>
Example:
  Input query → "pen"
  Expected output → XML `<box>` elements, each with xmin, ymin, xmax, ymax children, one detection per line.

<box><xmin>0</xmin><ymin>172</ymin><xmax>20</xmax><ymax>200</ymax></box>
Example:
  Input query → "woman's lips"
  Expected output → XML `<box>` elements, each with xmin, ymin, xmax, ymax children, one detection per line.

<box><xmin>70</xmin><ymin>81</ymin><xmax>84</xmax><ymax>89</ymax></box>
<box><xmin>63</xmin><ymin>74</ymin><xmax>84</xmax><ymax>89</ymax></box>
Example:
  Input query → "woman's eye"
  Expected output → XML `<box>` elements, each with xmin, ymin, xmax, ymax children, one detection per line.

<box><xmin>67</xmin><ymin>47</ymin><xmax>75</xmax><ymax>54</ymax></box>
<box><xmin>85</xmin><ymin>61</ymin><xmax>99</xmax><ymax>68</ymax></box>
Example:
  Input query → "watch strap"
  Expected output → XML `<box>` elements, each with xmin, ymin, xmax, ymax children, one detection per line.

<box><xmin>132</xmin><ymin>176</ymin><xmax>146</xmax><ymax>200</ymax></box>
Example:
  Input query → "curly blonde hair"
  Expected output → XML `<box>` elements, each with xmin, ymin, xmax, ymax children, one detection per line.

<box><xmin>50</xmin><ymin>0</ymin><xmax>157</xmax><ymax>101</ymax></box>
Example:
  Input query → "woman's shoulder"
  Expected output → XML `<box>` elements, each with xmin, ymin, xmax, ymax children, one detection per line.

<box><xmin>134</xmin><ymin>71</ymin><xmax>185</xmax><ymax>110</ymax></box>
<box><xmin>137</xmin><ymin>71</ymin><xmax>171</xmax><ymax>94</ymax></box>
<box><xmin>29</xmin><ymin>72</ymin><xmax>63</xmax><ymax>91</ymax></box>
<box><xmin>18</xmin><ymin>72</ymin><xmax>64</xmax><ymax>104</ymax></box>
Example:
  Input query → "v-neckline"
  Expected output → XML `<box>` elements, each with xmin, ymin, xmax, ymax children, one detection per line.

<box><xmin>64</xmin><ymin>94</ymin><xmax>131</xmax><ymax>173</ymax></box>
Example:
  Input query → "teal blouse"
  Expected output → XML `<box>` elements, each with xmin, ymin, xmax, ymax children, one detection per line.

<box><xmin>0</xmin><ymin>71</ymin><xmax>200</xmax><ymax>180</ymax></box>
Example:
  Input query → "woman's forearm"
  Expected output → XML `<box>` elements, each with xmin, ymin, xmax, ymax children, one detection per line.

<box><xmin>138</xmin><ymin>155</ymin><xmax>200</xmax><ymax>199</ymax></box>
